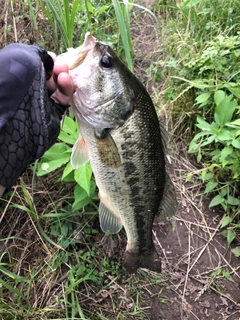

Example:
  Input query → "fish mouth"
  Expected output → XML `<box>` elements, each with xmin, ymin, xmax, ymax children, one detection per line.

<box><xmin>69</xmin><ymin>32</ymin><xmax>97</xmax><ymax>70</ymax></box>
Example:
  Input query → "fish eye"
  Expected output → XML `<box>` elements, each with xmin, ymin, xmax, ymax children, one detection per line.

<box><xmin>101</xmin><ymin>55</ymin><xmax>113</xmax><ymax>68</ymax></box>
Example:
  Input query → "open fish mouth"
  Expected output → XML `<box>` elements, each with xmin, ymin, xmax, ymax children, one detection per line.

<box><xmin>57</xmin><ymin>32</ymin><xmax>96</xmax><ymax>70</ymax></box>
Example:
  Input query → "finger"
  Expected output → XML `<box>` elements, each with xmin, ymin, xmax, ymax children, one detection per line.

<box><xmin>47</xmin><ymin>62</ymin><xmax>69</xmax><ymax>92</ymax></box>
<box><xmin>50</xmin><ymin>72</ymin><xmax>74</xmax><ymax>106</ymax></box>
<box><xmin>47</xmin><ymin>51</ymin><xmax>56</xmax><ymax>62</ymax></box>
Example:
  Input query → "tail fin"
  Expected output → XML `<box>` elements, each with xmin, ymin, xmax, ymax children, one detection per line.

<box><xmin>123</xmin><ymin>247</ymin><xmax>161</xmax><ymax>273</ymax></box>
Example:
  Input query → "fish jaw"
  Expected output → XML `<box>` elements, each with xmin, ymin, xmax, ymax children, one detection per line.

<box><xmin>57</xmin><ymin>32</ymin><xmax>96</xmax><ymax>70</ymax></box>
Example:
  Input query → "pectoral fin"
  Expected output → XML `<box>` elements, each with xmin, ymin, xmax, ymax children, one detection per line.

<box><xmin>99</xmin><ymin>202</ymin><xmax>123</xmax><ymax>234</ymax></box>
<box><xmin>95</xmin><ymin>129</ymin><xmax>121</xmax><ymax>168</ymax></box>
<box><xmin>71</xmin><ymin>134</ymin><xmax>89</xmax><ymax>169</ymax></box>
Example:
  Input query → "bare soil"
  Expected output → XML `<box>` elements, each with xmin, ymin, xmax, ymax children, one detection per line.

<box><xmin>0</xmin><ymin>1</ymin><xmax>240</xmax><ymax>320</ymax></box>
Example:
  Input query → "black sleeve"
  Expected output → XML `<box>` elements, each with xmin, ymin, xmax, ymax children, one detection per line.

<box><xmin>0</xmin><ymin>43</ymin><xmax>69</xmax><ymax>188</ymax></box>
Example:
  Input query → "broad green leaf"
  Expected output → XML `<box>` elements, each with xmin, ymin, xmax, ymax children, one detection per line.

<box><xmin>211</xmin><ymin>268</ymin><xmax>222</xmax><ymax>277</ymax></box>
<box><xmin>220</xmin><ymin>188</ymin><xmax>228</xmax><ymax>197</ymax></box>
<box><xmin>58</xmin><ymin>131</ymin><xmax>77</xmax><ymax>145</ymax></box>
<box><xmin>231</xmin><ymin>139</ymin><xmax>240</xmax><ymax>149</ymax></box>
<box><xmin>196</xmin><ymin>92</ymin><xmax>211</xmax><ymax>104</ymax></box>
<box><xmin>204</xmin><ymin>180</ymin><xmax>218</xmax><ymax>194</ymax></box>
<box><xmin>192</xmin><ymin>131</ymin><xmax>212</xmax><ymax>141</ymax></box>
<box><xmin>216</xmin><ymin>128</ymin><xmax>234</xmax><ymax>141</ymax></box>
<box><xmin>214</xmin><ymin>90</ymin><xmax>225</xmax><ymax>106</ymax></box>
<box><xmin>72</xmin><ymin>185</ymin><xmax>90</xmax><ymax>210</ymax></box>
<box><xmin>204</xmin><ymin>172</ymin><xmax>214</xmax><ymax>181</ymax></box>
<box><xmin>227</xmin><ymin>196</ymin><xmax>240</xmax><ymax>205</ymax></box>
<box><xmin>211</xmin><ymin>149</ymin><xmax>221</xmax><ymax>161</ymax></box>
<box><xmin>61</xmin><ymin>161</ymin><xmax>74</xmax><ymax>180</ymax></box>
<box><xmin>228</xmin><ymin>119</ymin><xmax>240</xmax><ymax>127</ymax></box>
<box><xmin>231</xmin><ymin>246</ymin><xmax>240</xmax><ymax>257</ymax></box>
<box><xmin>37</xmin><ymin>156</ymin><xmax>70</xmax><ymax>176</ymax></box>
<box><xmin>222</xmin><ymin>270</ymin><xmax>234</xmax><ymax>282</ymax></box>
<box><xmin>209</xmin><ymin>194</ymin><xmax>224</xmax><ymax>207</ymax></box>
<box><xmin>186</xmin><ymin>173</ymin><xmax>193</xmax><ymax>181</ymax></box>
<box><xmin>226</xmin><ymin>229</ymin><xmax>236</xmax><ymax>246</ymax></box>
<box><xmin>86</xmin><ymin>1</ymin><xmax>94</xmax><ymax>13</ymax></box>
<box><xmin>74</xmin><ymin>162</ymin><xmax>92</xmax><ymax>196</ymax></box>
<box><xmin>227</xmin><ymin>86</ymin><xmax>240</xmax><ymax>99</ymax></box>
<box><xmin>197</xmin><ymin>152</ymin><xmax>202</xmax><ymax>162</ymax></box>
<box><xmin>41</xmin><ymin>143</ymin><xmax>69</xmax><ymax>161</ymax></box>
<box><xmin>96</xmin><ymin>5</ymin><xmax>110</xmax><ymax>15</ymax></box>
<box><xmin>196</xmin><ymin>116</ymin><xmax>213</xmax><ymax>130</ymax></box>
<box><xmin>220</xmin><ymin>146</ymin><xmax>233</xmax><ymax>162</ymax></box>
<box><xmin>214</xmin><ymin>94</ymin><xmax>237</xmax><ymax>126</ymax></box>
<box><xmin>221</xmin><ymin>215</ymin><xmax>232</xmax><ymax>228</ymax></box>
<box><xmin>61</xmin><ymin>116</ymin><xmax>79</xmax><ymax>136</ymax></box>
<box><xmin>188</xmin><ymin>140</ymin><xmax>199</xmax><ymax>153</ymax></box>
<box><xmin>201</xmin><ymin>134</ymin><xmax>216</xmax><ymax>147</ymax></box>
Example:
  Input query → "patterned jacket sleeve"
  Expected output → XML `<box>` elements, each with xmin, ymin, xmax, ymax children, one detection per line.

<box><xmin>0</xmin><ymin>43</ymin><xmax>69</xmax><ymax>188</ymax></box>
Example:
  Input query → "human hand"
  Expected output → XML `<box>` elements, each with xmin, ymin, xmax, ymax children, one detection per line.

<box><xmin>0</xmin><ymin>43</ymin><xmax>74</xmax><ymax>194</ymax></box>
<box><xmin>46</xmin><ymin>52</ymin><xmax>75</xmax><ymax>106</ymax></box>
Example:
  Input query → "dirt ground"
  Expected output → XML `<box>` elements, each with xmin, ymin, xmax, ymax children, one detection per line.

<box><xmin>151</xmin><ymin>153</ymin><xmax>240</xmax><ymax>320</ymax></box>
<box><xmin>0</xmin><ymin>1</ymin><xmax>240</xmax><ymax>320</ymax></box>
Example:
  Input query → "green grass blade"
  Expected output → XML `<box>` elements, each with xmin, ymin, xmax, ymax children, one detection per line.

<box><xmin>0</xmin><ymin>278</ymin><xmax>27</xmax><ymax>300</ymax></box>
<box><xmin>45</xmin><ymin>0</ymin><xmax>69</xmax><ymax>48</ymax></box>
<box><xmin>70</xmin><ymin>0</ymin><xmax>81</xmax><ymax>46</ymax></box>
<box><xmin>0</xmin><ymin>265</ymin><xmax>28</xmax><ymax>282</ymax></box>
<box><xmin>112</xmin><ymin>0</ymin><xmax>133</xmax><ymax>71</ymax></box>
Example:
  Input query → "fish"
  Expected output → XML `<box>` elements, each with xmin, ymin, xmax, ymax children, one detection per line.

<box><xmin>58</xmin><ymin>33</ymin><xmax>178</xmax><ymax>273</ymax></box>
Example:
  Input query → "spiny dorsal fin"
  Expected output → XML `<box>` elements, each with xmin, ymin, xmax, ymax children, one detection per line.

<box><xmin>71</xmin><ymin>134</ymin><xmax>89</xmax><ymax>169</ymax></box>
<box><xmin>156</xmin><ymin>172</ymin><xmax>178</xmax><ymax>222</ymax></box>
<box><xmin>95</xmin><ymin>130</ymin><xmax>121</xmax><ymax>168</ymax></box>
<box><xmin>99</xmin><ymin>202</ymin><xmax>123</xmax><ymax>234</ymax></box>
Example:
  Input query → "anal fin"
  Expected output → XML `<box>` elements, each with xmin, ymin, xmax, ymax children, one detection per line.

<box><xmin>99</xmin><ymin>201</ymin><xmax>123</xmax><ymax>234</ymax></box>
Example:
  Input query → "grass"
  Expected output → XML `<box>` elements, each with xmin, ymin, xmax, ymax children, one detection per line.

<box><xmin>0</xmin><ymin>0</ymin><xmax>240</xmax><ymax>319</ymax></box>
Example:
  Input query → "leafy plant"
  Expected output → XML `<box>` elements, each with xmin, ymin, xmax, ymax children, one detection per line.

<box><xmin>157</xmin><ymin>0</ymin><xmax>240</xmax><ymax>254</ymax></box>
<box><xmin>187</xmin><ymin>88</ymin><xmax>240</xmax><ymax>253</ymax></box>
<box><xmin>37</xmin><ymin>115</ymin><xmax>98</xmax><ymax>211</ymax></box>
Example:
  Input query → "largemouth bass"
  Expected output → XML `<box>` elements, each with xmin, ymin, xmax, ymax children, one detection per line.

<box><xmin>59</xmin><ymin>33</ymin><xmax>177</xmax><ymax>273</ymax></box>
